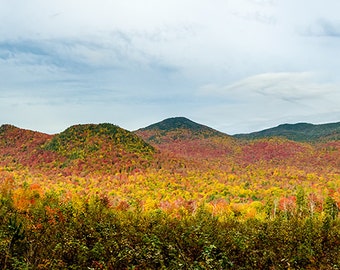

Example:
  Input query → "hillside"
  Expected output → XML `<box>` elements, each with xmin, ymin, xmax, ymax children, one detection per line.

<box><xmin>44</xmin><ymin>123</ymin><xmax>155</xmax><ymax>159</ymax></box>
<box><xmin>44</xmin><ymin>123</ymin><xmax>157</xmax><ymax>175</ymax></box>
<box><xmin>135</xmin><ymin>117</ymin><xmax>227</xmax><ymax>141</ymax></box>
<box><xmin>1</xmin><ymin>119</ymin><xmax>339</xmax><ymax>173</ymax></box>
<box><xmin>135</xmin><ymin>117</ymin><xmax>236</xmax><ymax>159</ymax></box>
<box><xmin>136</xmin><ymin>118</ymin><xmax>339</xmax><ymax>170</ymax></box>
<box><xmin>0</xmin><ymin>124</ymin><xmax>56</xmax><ymax>167</ymax></box>
<box><xmin>0</xmin><ymin>123</ymin><xmax>156</xmax><ymax>175</ymax></box>
<box><xmin>234</xmin><ymin>122</ymin><xmax>340</xmax><ymax>142</ymax></box>
<box><xmin>0</xmin><ymin>125</ymin><xmax>52</xmax><ymax>149</ymax></box>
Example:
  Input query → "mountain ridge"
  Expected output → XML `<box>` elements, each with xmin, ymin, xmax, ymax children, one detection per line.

<box><xmin>0</xmin><ymin>123</ymin><xmax>157</xmax><ymax>175</ymax></box>
<box><xmin>135</xmin><ymin>117</ymin><xmax>229</xmax><ymax>142</ymax></box>
<box><xmin>137</xmin><ymin>117</ymin><xmax>221</xmax><ymax>133</ymax></box>
<box><xmin>134</xmin><ymin>117</ymin><xmax>236</xmax><ymax>159</ymax></box>
<box><xmin>234</xmin><ymin>121</ymin><xmax>340</xmax><ymax>142</ymax></box>
<box><xmin>0</xmin><ymin>119</ymin><xmax>339</xmax><ymax>174</ymax></box>
<box><xmin>1</xmin><ymin>118</ymin><xmax>340</xmax><ymax>142</ymax></box>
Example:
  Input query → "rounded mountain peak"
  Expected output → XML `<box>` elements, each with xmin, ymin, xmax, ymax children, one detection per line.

<box><xmin>142</xmin><ymin>117</ymin><xmax>208</xmax><ymax>131</ymax></box>
<box><xmin>136</xmin><ymin>117</ymin><xmax>229</xmax><ymax>143</ymax></box>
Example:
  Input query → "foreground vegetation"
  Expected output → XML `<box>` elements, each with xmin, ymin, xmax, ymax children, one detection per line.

<box><xmin>1</xmin><ymin>166</ymin><xmax>340</xmax><ymax>269</ymax></box>
<box><xmin>1</xmin><ymin>191</ymin><xmax>340</xmax><ymax>269</ymax></box>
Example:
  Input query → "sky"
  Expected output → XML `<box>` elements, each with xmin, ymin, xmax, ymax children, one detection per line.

<box><xmin>1</xmin><ymin>0</ymin><xmax>340</xmax><ymax>134</ymax></box>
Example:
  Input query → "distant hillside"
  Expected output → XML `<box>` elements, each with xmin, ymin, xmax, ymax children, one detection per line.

<box><xmin>139</xmin><ymin>117</ymin><xmax>216</xmax><ymax>132</ymax></box>
<box><xmin>0</xmin><ymin>123</ymin><xmax>156</xmax><ymax>175</ymax></box>
<box><xmin>135</xmin><ymin>117</ymin><xmax>227</xmax><ymax>142</ymax></box>
<box><xmin>0</xmin><ymin>124</ymin><xmax>54</xmax><ymax>166</ymax></box>
<box><xmin>234</xmin><ymin>122</ymin><xmax>340</xmax><ymax>142</ymax></box>
<box><xmin>43</xmin><ymin>123</ymin><xmax>156</xmax><ymax>174</ymax></box>
<box><xmin>135</xmin><ymin>117</ymin><xmax>235</xmax><ymax>158</ymax></box>
<box><xmin>1</xmin><ymin>119</ymin><xmax>339</xmax><ymax>174</ymax></box>
<box><xmin>0</xmin><ymin>124</ymin><xmax>51</xmax><ymax>147</ymax></box>
<box><xmin>45</xmin><ymin>123</ymin><xmax>155</xmax><ymax>157</ymax></box>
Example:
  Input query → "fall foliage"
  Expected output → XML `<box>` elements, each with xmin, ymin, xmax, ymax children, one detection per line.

<box><xmin>0</xmin><ymin>118</ymin><xmax>339</xmax><ymax>268</ymax></box>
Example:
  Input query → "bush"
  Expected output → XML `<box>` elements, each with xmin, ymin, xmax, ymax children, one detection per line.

<box><xmin>0</xmin><ymin>191</ymin><xmax>339</xmax><ymax>269</ymax></box>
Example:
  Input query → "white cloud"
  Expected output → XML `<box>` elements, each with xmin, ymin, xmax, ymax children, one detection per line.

<box><xmin>199</xmin><ymin>72</ymin><xmax>338</xmax><ymax>98</ymax></box>
<box><xmin>196</xmin><ymin>72</ymin><xmax>340</xmax><ymax>133</ymax></box>
<box><xmin>231</xmin><ymin>72</ymin><xmax>336</xmax><ymax>100</ymax></box>
<box><xmin>0</xmin><ymin>0</ymin><xmax>340</xmax><ymax>134</ymax></box>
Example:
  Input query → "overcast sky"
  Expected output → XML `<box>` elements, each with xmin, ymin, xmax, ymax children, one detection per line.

<box><xmin>1</xmin><ymin>0</ymin><xmax>340</xmax><ymax>134</ymax></box>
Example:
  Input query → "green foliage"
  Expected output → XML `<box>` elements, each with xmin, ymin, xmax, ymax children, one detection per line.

<box><xmin>325</xmin><ymin>196</ymin><xmax>339</xmax><ymax>220</ymax></box>
<box><xmin>138</xmin><ymin>117</ymin><xmax>214</xmax><ymax>133</ymax></box>
<box><xmin>136</xmin><ymin>117</ymin><xmax>229</xmax><ymax>143</ymax></box>
<box><xmin>0</xmin><ymin>191</ymin><xmax>339</xmax><ymax>269</ymax></box>
<box><xmin>234</xmin><ymin>121</ymin><xmax>340</xmax><ymax>142</ymax></box>
<box><xmin>44</xmin><ymin>123</ymin><xmax>155</xmax><ymax>157</ymax></box>
<box><xmin>38</xmin><ymin>123</ymin><xmax>157</xmax><ymax>175</ymax></box>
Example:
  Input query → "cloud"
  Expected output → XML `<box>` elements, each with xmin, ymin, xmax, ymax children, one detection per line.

<box><xmin>196</xmin><ymin>72</ymin><xmax>340</xmax><ymax>133</ymax></box>
<box><xmin>0</xmin><ymin>30</ymin><xmax>194</xmax><ymax>134</ymax></box>
<box><xmin>305</xmin><ymin>19</ymin><xmax>340</xmax><ymax>38</ymax></box>
<box><xmin>1</xmin><ymin>0</ymin><xmax>340</xmax><ymax>134</ymax></box>
<box><xmin>0</xmin><ymin>36</ymin><xmax>136</xmax><ymax>71</ymax></box>
<box><xmin>230</xmin><ymin>0</ymin><xmax>277</xmax><ymax>25</ymax></box>
<box><xmin>0</xmin><ymin>34</ymin><xmax>183</xmax><ymax>93</ymax></box>
<box><xmin>199</xmin><ymin>72</ymin><xmax>338</xmax><ymax>100</ymax></box>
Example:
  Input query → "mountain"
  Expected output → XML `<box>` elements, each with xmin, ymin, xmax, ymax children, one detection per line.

<box><xmin>0</xmin><ymin>124</ymin><xmax>54</xmax><ymax>167</ymax></box>
<box><xmin>0</xmin><ymin>123</ymin><xmax>156</xmax><ymax>175</ymax></box>
<box><xmin>44</xmin><ymin>123</ymin><xmax>155</xmax><ymax>158</ymax></box>
<box><xmin>135</xmin><ymin>117</ymin><xmax>235</xmax><ymax>158</ymax></box>
<box><xmin>139</xmin><ymin>117</ymin><xmax>216</xmax><ymax>132</ymax></box>
<box><xmin>0</xmin><ymin>124</ymin><xmax>51</xmax><ymax>148</ymax></box>
<box><xmin>1</xmin><ymin>119</ymin><xmax>339</xmax><ymax>174</ymax></box>
<box><xmin>135</xmin><ymin>118</ymin><xmax>339</xmax><ymax>168</ymax></box>
<box><xmin>233</xmin><ymin>122</ymin><xmax>340</xmax><ymax>142</ymax></box>
<box><xmin>135</xmin><ymin>117</ymin><xmax>227</xmax><ymax>141</ymax></box>
<box><xmin>42</xmin><ymin>123</ymin><xmax>156</xmax><ymax>174</ymax></box>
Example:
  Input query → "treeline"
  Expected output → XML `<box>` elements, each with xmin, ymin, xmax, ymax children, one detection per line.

<box><xmin>1</xmin><ymin>191</ymin><xmax>339</xmax><ymax>269</ymax></box>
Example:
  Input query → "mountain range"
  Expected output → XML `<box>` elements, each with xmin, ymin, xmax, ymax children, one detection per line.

<box><xmin>234</xmin><ymin>121</ymin><xmax>340</xmax><ymax>142</ymax></box>
<box><xmin>135</xmin><ymin>117</ymin><xmax>340</xmax><ymax>142</ymax></box>
<box><xmin>0</xmin><ymin>117</ymin><xmax>339</xmax><ymax>175</ymax></box>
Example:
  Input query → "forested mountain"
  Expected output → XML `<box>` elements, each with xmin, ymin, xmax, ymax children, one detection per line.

<box><xmin>135</xmin><ymin>117</ymin><xmax>227</xmax><ymax>141</ymax></box>
<box><xmin>137</xmin><ymin>117</ymin><xmax>340</xmax><ymax>142</ymax></box>
<box><xmin>44</xmin><ymin>123</ymin><xmax>155</xmax><ymax>160</ymax></box>
<box><xmin>1</xmin><ymin>119</ymin><xmax>339</xmax><ymax>167</ymax></box>
<box><xmin>0</xmin><ymin>123</ymin><xmax>156</xmax><ymax>175</ymax></box>
<box><xmin>234</xmin><ymin>122</ymin><xmax>340</xmax><ymax>142</ymax></box>
<box><xmin>135</xmin><ymin>117</ymin><xmax>235</xmax><ymax>158</ymax></box>
<box><xmin>0</xmin><ymin>124</ymin><xmax>55</xmax><ymax>167</ymax></box>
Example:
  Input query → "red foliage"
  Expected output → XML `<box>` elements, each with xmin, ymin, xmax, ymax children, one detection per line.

<box><xmin>278</xmin><ymin>196</ymin><xmax>296</xmax><ymax>212</ymax></box>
